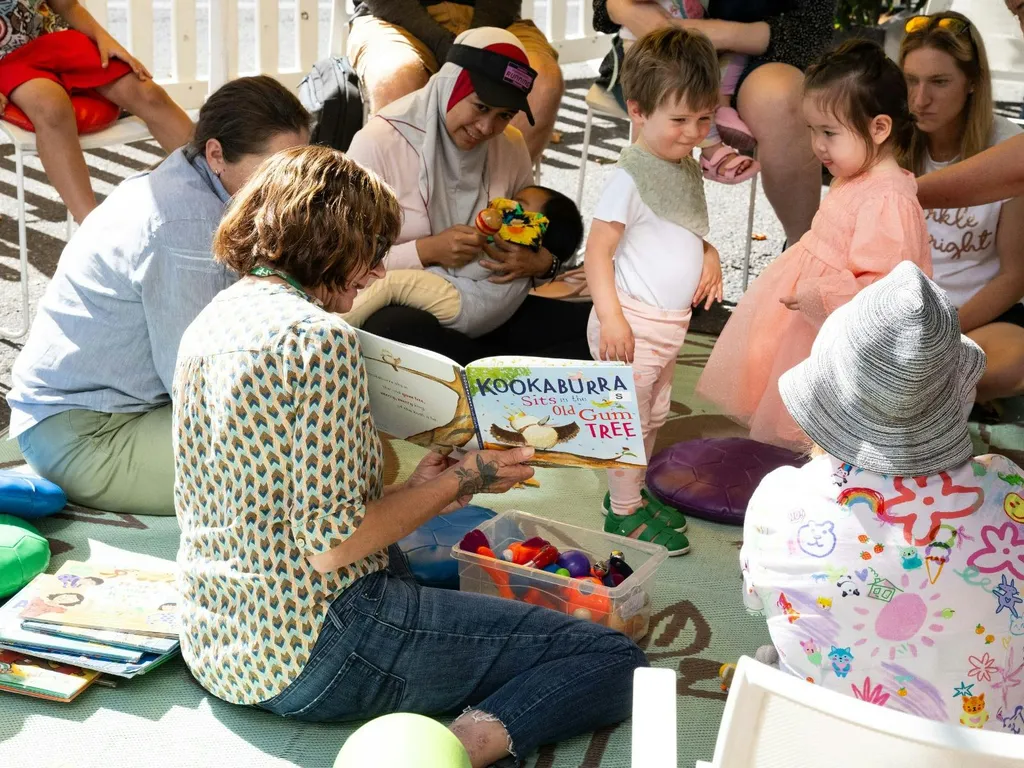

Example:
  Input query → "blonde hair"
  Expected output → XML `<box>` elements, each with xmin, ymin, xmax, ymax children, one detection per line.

<box><xmin>899</xmin><ymin>11</ymin><xmax>993</xmax><ymax>175</ymax></box>
<box><xmin>620</xmin><ymin>27</ymin><xmax>719</xmax><ymax>116</ymax></box>
<box><xmin>214</xmin><ymin>145</ymin><xmax>402</xmax><ymax>289</ymax></box>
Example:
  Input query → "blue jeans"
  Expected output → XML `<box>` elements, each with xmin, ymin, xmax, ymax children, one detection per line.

<box><xmin>258</xmin><ymin>547</ymin><xmax>648</xmax><ymax>763</ymax></box>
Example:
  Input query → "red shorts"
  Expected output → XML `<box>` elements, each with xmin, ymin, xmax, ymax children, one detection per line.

<box><xmin>0</xmin><ymin>30</ymin><xmax>132</xmax><ymax>98</ymax></box>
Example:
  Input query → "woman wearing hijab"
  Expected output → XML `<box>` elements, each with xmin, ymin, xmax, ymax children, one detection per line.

<box><xmin>346</xmin><ymin>27</ymin><xmax>591</xmax><ymax>364</ymax></box>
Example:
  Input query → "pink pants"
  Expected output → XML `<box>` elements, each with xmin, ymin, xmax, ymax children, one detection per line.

<box><xmin>588</xmin><ymin>292</ymin><xmax>691</xmax><ymax>515</ymax></box>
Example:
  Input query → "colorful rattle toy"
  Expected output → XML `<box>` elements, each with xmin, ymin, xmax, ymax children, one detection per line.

<box><xmin>474</xmin><ymin>198</ymin><xmax>549</xmax><ymax>250</ymax></box>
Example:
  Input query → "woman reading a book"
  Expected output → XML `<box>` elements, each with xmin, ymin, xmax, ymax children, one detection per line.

<box><xmin>173</xmin><ymin>145</ymin><xmax>647</xmax><ymax>768</ymax></box>
<box><xmin>346</xmin><ymin>27</ymin><xmax>592</xmax><ymax>364</ymax></box>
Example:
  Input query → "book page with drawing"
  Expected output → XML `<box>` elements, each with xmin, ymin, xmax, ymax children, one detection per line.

<box><xmin>355</xmin><ymin>330</ymin><xmax>646</xmax><ymax>469</ymax></box>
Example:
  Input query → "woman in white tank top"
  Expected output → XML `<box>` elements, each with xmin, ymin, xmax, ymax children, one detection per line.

<box><xmin>901</xmin><ymin>12</ymin><xmax>1024</xmax><ymax>401</ymax></box>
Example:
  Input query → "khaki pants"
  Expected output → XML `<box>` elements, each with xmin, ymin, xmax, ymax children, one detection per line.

<box><xmin>17</xmin><ymin>406</ymin><xmax>175</xmax><ymax>516</ymax></box>
<box><xmin>348</xmin><ymin>2</ymin><xmax>558</xmax><ymax>86</ymax></box>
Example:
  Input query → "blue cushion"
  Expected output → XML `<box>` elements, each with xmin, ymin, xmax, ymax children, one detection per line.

<box><xmin>0</xmin><ymin>469</ymin><xmax>67</xmax><ymax>519</ymax></box>
<box><xmin>398</xmin><ymin>505</ymin><xmax>496</xmax><ymax>589</ymax></box>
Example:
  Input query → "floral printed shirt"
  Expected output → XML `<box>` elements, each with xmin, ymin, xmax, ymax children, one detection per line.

<box><xmin>742</xmin><ymin>453</ymin><xmax>1024</xmax><ymax>734</ymax></box>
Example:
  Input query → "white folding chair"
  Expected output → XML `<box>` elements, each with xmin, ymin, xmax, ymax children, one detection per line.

<box><xmin>575</xmin><ymin>81</ymin><xmax>760</xmax><ymax>291</ymax></box>
<box><xmin>0</xmin><ymin>116</ymin><xmax>158</xmax><ymax>339</ymax></box>
<box><xmin>697</xmin><ymin>656</ymin><xmax>1024</xmax><ymax>768</ymax></box>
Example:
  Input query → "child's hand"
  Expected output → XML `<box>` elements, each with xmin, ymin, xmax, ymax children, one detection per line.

<box><xmin>96</xmin><ymin>30</ymin><xmax>152</xmax><ymax>81</ymax></box>
<box><xmin>0</xmin><ymin>92</ymin><xmax>7</xmax><ymax>116</ymax></box>
<box><xmin>599</xmin><ymin>314</ymin><xmax>635</xmax><ymax>363</ymax></box>
<box><xmin>693</xmin><ymin>244</ymin><xmax>724</xmax><ymax>310</ymax></box>
<box><xmin>779</xmin><ymin>295</ymin><xmax>800</xmax><ymax>311</ymax></box>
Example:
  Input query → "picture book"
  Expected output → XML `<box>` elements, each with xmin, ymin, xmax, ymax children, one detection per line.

<box><xmin>356</xmin><ymin>330</ymin><xmax>646</xmax><ymax>470</ymax></box>
<box><xmin>0</xmin><ymin>649</ymin><xmax>99</xmax><ymax>702</ymax></box>
<box><xmin>0</xmin><ymin>575</ymin><xmax>142</xmax><ymax>663</ymax></box>
<box><xmin>0</xmin><ymin>644</ymin><xmax>178</xmax><ymax>679</ymax></box>
<box><xmin>17</xmin><ymin>560</ymin><xmax>180</xmax><ymax>638</ymax></box>
<box><xmin>20</xmin><ymin>621</ymin><xmax>178</xmax><ymax>655</ymax></box>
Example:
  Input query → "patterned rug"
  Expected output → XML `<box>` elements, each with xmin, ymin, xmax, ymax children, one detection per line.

<box><xmin>1</xmin><ymin>333</ymin><xmax>1022</xmax><ymax>767</ymax></box>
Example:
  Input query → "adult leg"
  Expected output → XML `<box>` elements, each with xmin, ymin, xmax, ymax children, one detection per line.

<box><xmin>17</xmin><ymin>406</ymin><xmax>175</xmax><ymax>515</ymax></box>
<box><xmin>361</xmin><ymin>305</ymin><xmax>487</xmax><ymax>364</ymax></box>
<box><xmin>259</xmin><ymin>570</ymin><xmax>647</xmax><ymax>766</ymax></box>
<box><xmin>736</xmin><ymin>63</ymin><xmax>821</xmax><ymax>245</ymax></box>
<box><xmin>96</xmin><ymin>75</ymin><xmax>193</xmax><ymax>152</ymax></box>
<box><xmin>969</xmin><ymin>323</ymin><xmax>1024</xmax><ymax>400</ymax></box>
<box><xmin>9</xmin><ymin>78</ymin><xmax>96</xmax><ymax>222</ymax></box>
<box><xmin>347</xmin><ymin>15</ymin><xmax>434</xmax><ymax>115</ymax></box>
<box><xmin>508</xmin><ymin>21</ymin><xmax>564</xmax><ymax>161</ymax></box>
<box><xmin>478</xmin><ymin>296</ymin><xmax>592</xmax><ymax>360</ymax></box>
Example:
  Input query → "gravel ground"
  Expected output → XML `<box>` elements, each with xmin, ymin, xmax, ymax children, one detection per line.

<box><xmin>0</xmin><ymin>57</ymin><xmax>816</xmax><ymax>431</ymax></box>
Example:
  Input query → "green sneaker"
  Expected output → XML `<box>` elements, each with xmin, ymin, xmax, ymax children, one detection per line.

<box><xmin>602</xmin><ymin>492</ymin><xmax>687</xmax><ymax>532</ymax></box>
<box><xmin>603</xmin><ymin>504</ymin><xmax>691</xmax><ymax>556</ymax></box>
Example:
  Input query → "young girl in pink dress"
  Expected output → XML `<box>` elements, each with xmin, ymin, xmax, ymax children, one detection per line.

<box><xmin>697</xmin><ymin>39</ymin><xmax>931</xmax><ymax>449</ymax></box>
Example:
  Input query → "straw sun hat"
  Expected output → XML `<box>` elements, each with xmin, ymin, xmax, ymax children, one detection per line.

<box><xmin>778</xmin><ymin>261</ymin><xmax>986</xmax><ymax>476</ymax></box>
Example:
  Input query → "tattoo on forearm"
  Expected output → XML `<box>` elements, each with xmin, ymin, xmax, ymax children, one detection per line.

<box><xmin>455</xmin><ymin>454</ymin><xmax>501</xmax><ymax>497</ymax></box>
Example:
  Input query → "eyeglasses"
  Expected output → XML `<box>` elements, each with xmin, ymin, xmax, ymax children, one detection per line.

<box><xmin>369</xmin><ymin>234</ymin><xmax>389</xmax><ymax>270</ymax></box>
<box><xmin>905</xmin><ymin>15</ymin><xmax>971</xmax><ymax>37</ymax></box>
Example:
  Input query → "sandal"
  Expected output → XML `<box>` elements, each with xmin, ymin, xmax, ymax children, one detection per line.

<box><xmin>714</xmin><ymin>106</ymin><xmax>756</xmax><ymax>152</ymax></box>
<box><xmin>603</xmin><ymin>491</ymin><xmax>687</xmax><ymax>532</ymax></box>
<box><xmin>641</xmin><ymin>489</ymin><xmax>687</xmax><ymax>532</ymax></box>
<box><xmin>603</xmin><ymin>504</ymin><xmax>691</xmax><ymax>556</ymax></box>
<box><xmin>700</xmin><ymin>145</ymin><xmax>760</xmax><ymax>185</ymax></box>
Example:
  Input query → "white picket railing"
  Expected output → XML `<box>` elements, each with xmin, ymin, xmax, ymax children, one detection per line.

<box><xmin>84</xmin><ymin>0</ymin><xmax>611</xmax><ymax>111</ymax></box>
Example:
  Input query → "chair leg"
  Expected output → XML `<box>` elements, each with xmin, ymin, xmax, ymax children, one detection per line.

<box><xmin>533</xmin><ymin>156</ymin><xmax>542</xmax><ymax>185</ymax></box>
<box><xmin>1</xmin><ymin>146</ymin><xmax>31</xmax><ymax>339</ymax></box>
<box><xmin>741</xmin><ymin>172</ymin><xmax>758</xmax><ymax>291</ymax></box>
<box><xmin>576</xmin><ymin>104</ymin><xmax>594</xmax><ymax>206</ymax></box>
<box><xmin>66</xmin><ymin>209</ymin><xmax>74</xmax><ymax>240</ymax></box>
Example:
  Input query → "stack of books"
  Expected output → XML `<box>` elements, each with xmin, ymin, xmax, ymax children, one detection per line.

<box><xmin>0</xmin><ymin>557</ymin><xmax>180</xmax><ymax>702</ymax></box>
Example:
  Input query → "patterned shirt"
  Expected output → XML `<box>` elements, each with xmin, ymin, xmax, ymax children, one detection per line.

<box><xmin>173</xmin><ymin>279</ymin><xmax>388</xmax><ymax>706</ymax></box>
<box><xmin>0</xmin><ymin>1</ymin><xmax>68</xmax><ymax>59</ymax></box>
<box><xmin>742</xmin><ymin>453</ymin><xmax>1024</xmax><ymax>734</ymax></box>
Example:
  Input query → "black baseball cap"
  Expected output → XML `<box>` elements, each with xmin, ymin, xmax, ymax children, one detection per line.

<box><xmin>447</xmin><ymin>43</ymin><xmax>537</xmax><ymax>125</ymax></box>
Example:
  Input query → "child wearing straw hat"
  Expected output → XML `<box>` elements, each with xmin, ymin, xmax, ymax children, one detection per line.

<box><xmin>741</xmin><ymin>262</ymin><xmax>1024</xmax><ymax>732</ymax></box>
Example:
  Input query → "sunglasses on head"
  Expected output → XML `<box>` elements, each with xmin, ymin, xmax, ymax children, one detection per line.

<box><xmin>905</xmin><ymin>15</ymin><xmax>971</xmax><ymax>36</ymax></box>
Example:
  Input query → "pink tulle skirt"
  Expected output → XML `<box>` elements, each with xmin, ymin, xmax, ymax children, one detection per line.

<box><xmin>696</xmin><ymin>243</ymin><xmax>831</xmax><ymax>449</ymax></box>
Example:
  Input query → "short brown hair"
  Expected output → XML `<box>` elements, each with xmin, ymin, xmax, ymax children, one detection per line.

<box><xmin>899</xmin><ymin>12</ymin><xmax>992</xmax><ymax>175</ymax></box>
<box><xmin>186</xmin><ymin>75</ymin><xmax>310</xmax><ymax>163</ymax></box>
<box><xmin>214</xmin><ymin>145</ymin><xmax>402</xmax><ymax>289</ymax></box>
<box><xmin>620</xmin><ymin>27</ymin><xmax>719</xmax><ymax>116</ymax></box>
<box><xmin>804</xmin><ymin>39</ymin><xmax>915</xmax><ymax>172</ymax></box>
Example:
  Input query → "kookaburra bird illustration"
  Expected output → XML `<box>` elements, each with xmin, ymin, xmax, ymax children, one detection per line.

<box><xmin>489</xmin><ymin>412</ymin><xmax>579</xmax><ymax>450</ymax></box>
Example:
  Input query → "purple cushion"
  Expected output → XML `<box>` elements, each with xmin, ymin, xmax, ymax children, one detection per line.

<box><xmin>646</xmin><ymin>438</ymin><xmax>804</xmax><ymax>525</ymax></box>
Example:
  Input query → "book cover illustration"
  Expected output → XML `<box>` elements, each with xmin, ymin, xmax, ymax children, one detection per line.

<box><xmin>355</xmin><ymin>329</ymin><xmax>646</xmax><ymax>470</ymax></box>
<box><xmin>0</xmin><ymin>649</ymin><xmax>99</xmax><ymax>702</ymax></box>
<box><xmin>466</xmin><ymin>359</ymin><xmax>646</xmax><ymax>469</ymax></box>
<box><xmin>18</xmin><ymin>561</ymin><xmax>180</xmax><ymax>638</ymax></box>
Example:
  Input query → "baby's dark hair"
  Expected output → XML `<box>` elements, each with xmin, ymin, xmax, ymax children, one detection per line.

<box><xmin>804</xmin><ymin>39</ymin><xmax>915</xmax><ymax>167</ymax></box>
<box><xmin>524</xmin><ymin>186</ymin><xmax>584</xmax><ymax>263</ymax></box>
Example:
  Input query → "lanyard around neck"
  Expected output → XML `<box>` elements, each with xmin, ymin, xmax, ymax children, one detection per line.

<box><xmin>249</xmin><ymin>266</ymin><xmax>322</xmax><ymax>307</ymax></box>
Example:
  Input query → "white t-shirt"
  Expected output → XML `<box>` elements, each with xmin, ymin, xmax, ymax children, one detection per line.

<box><xmin>925</xmin><ymin>116</ymin><xmax>1022</xmax><ymax>309</ymax></box>
<box><xmin>592</xmin><ymin>167</ymin><xmax>705</xmax><ymax>311</ymax></box>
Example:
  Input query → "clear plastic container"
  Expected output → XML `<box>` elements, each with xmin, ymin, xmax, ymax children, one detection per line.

<box><xmin>451</xmin><ymin>509</ymin><xmax>668</xmax><ymax>641</ymax></box>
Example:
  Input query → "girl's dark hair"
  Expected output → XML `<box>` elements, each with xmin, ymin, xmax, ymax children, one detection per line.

<box><xmin>186</xmin><ymin>75</ymin><xmax>311</xmax><ymax>163</ymax></box>
<box><xmin>804</xmin><ymin>39</ymin><xmax>915</xmax><ymax>166</ymax></box>
<box><xmin>526</xmin><ymin>186</ymin><xmax>584</xmax><ymax>263</ymax></box>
